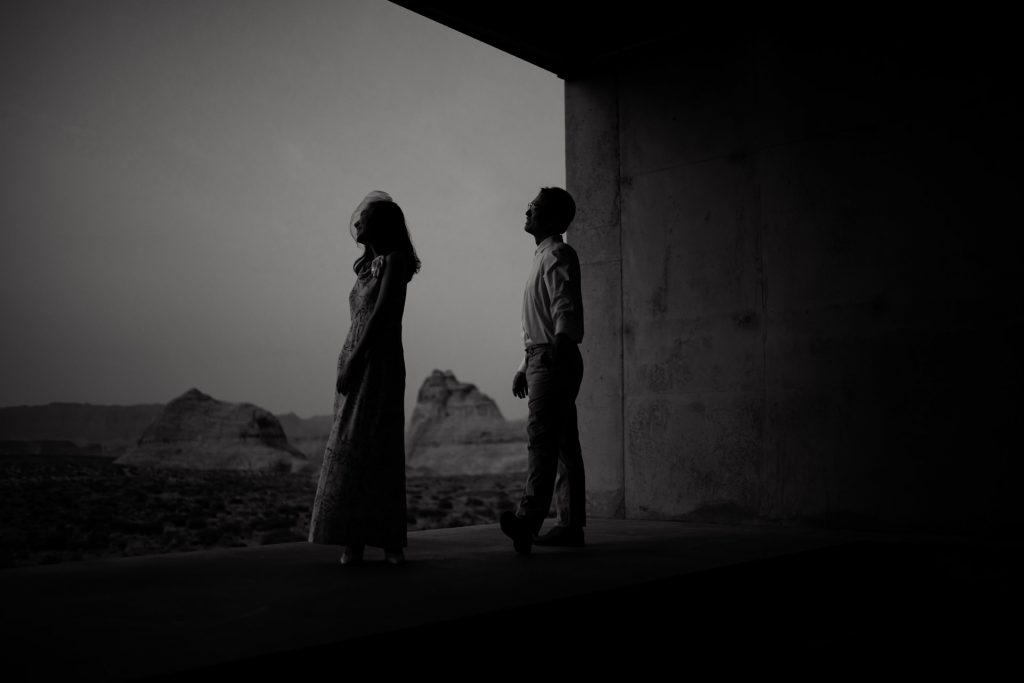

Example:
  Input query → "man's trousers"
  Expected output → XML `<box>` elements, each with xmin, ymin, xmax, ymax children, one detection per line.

<box><xmin>516</xmin><ymin>342</ymin><xmax>586</xmax><ymax>534</ymax></box>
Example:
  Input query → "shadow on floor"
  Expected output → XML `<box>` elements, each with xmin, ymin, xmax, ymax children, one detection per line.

<box><xmin>143</xmin><ymin>538</ymin><xmax>1022</xmax><ymax>679</ymax></box>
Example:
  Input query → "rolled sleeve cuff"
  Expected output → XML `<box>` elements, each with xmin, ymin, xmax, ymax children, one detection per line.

<box><xmin>554</xmin><ymin>317</ymin><xmax>583</xmax><ymax>343</ymax></box>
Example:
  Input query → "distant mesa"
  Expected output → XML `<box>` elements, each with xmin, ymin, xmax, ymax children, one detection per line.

<box><xmin>0</xmin><ymin>440</ymin><xmax>105</xmax><ymax>457</ymax></box>
<box><xmin>405</xmin><ymin>370</ymin><xmax>527</xmax><ymax>476</ymax></box>
<box><xmin>274</xmin><ymin>411</ymin><xmax>333</xmax><ymax>470</ymax></box>
<box><xmin>0</xmin><ymin>397</ymin><xmax>327</xmax><ymax>465</ymax></box>
<box><xmin>114</xmin><ymin>388</ymin><xmax>308</xmax><ymax>473</ymax></box>
<box><xmin>0</xmin><ymin>401</ymin><xmax>163</xmax><ymax>458</ymax></box>
<box><xmin>0</xmin><ymin>374</ymin><xmax>526</xmax><ymax>476</ymax></box>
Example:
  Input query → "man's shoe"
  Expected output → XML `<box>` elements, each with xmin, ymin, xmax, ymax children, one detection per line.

<box><xmin>499</xmin><ymin>511</ymin><xmax>533</xmax><ymax>555</ymax></box>
<box><xmin>533</xmin><ymin>525</ymin><xmax>585</xmax><ymax>547</ymax></box>
<box><xmin>339</xmin><ymin>544</ymin><xmax>364</xmax><ymax>565</ymax></box>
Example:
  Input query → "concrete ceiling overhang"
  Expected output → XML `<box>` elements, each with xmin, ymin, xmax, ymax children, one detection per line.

<box><xmin>388</xmin><ymin>1</ymin><xmax>682</xmax><ymax>79</ymax></box>
<box><xmin>387</xmin><ymin>4</ymin><xmax>1006</xmax><ymax>81</ymax></box>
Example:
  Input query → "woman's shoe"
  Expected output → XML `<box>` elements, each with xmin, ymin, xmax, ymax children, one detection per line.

<box><xmin>340</xmin><ymin>544</ymin><xmax>364</xmax><ymax>565</ymax></box>
<box><xmin>384</xmin><ymin>548</ymin><xmax>405</xmax><ymax>565</ymax></box>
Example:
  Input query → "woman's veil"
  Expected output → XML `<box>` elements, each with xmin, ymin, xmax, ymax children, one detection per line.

<box><xmin>349</xmin><ymin>190</ymin><xmax>393</xmax><ymax>242</ymax></box>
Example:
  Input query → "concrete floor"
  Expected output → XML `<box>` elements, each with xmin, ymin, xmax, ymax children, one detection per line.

<box><xmin>1</xmin><ymin>518</ymin><xmax>1019</xmax><ymax>681</ymax></box>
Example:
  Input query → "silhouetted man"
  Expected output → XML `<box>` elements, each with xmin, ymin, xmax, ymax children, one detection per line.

<box><xmin>500</xmin><ymin>186</ymin><xmax>585</xmax><ymax>554</ymax></box>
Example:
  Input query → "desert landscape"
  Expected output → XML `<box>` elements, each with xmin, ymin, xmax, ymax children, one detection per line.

<box><xmin>0</xmin><ymin>452</ymin><xmax>523</xmax><ymax>570</ymax></box>
<box><xmin>0</xmin><ymin>371</ymin><xmax>531</xmax><ymax>570</ymax></box>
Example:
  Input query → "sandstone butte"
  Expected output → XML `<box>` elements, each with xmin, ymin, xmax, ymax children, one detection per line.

<box><xmin>1</xmin><ymin>371</ymin><xmax>528</xmax><ymax>476</ymax></box>
<box><xmin>114</xmin><ymin>388</ymin><xmax>308</xmax><ymax>473</ymax></box>
<box><xmin>404</xmin><ymin>369</ymin><xmax>527</xmax><ymax>476</ymax></box>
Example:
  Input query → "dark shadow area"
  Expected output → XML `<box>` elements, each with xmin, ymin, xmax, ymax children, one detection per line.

<box><xmin>138</xmin><ymin>538</ymin><xmax>1021</xmax><ymax>679</ymax></box>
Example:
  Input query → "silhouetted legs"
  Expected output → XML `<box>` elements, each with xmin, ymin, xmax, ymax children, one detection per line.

<box><xmin>517</xmin><ymin>343</ymin><xmax>585</xmax><ymax>535</ymax></box>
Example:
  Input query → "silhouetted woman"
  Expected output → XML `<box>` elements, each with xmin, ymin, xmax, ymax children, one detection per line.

<box><xmin>308</xmin><ymin>190</ymin><xmax>420</xmax><ymax>565</ymax></box>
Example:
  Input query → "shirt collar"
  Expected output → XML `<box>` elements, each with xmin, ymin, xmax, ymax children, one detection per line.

<box><xmin>534</xmin><ymin>234</ymin><xmax>563</xmax><ymax>255</ymax></box>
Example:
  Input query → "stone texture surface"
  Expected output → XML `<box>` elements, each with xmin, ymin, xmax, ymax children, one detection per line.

<box><xmin>114</xmin><ymin>388</ymin><xmax>307</xmax><ymax>473</ymax></box>
<box><xmin>275</xmin><ymin>412</ymin><xmax>332</xmax><ymax>470</ymax></box>
<box><xmin>565</xmin><ymin>25</ymin><xmax>1017</xmax><ymax>529</ymax></box>
<box><xmin>567</xmin><ymin>74</ymin><xmax>624</xmax><ymax>518</ymax></box>
<box><xmin>405</xmin><ymin>370</ymin><xmax>526</xmax><ymax>475</ymax></box>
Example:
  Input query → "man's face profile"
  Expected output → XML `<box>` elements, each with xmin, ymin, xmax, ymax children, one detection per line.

<box><xmin>525</xmin><ymin>193</ymin><xmax>546</xmax><ymax>237</ymax></box>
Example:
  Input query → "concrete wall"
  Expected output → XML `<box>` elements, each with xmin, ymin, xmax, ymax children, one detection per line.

<box><xmin>568</xmin><ymin>27</ymin><xmax>1017</xmax><ymax>530</ymax></box>
<box><xmin>567</xmin><ymin>74</ymin><xmax>624</xmax><ymax>518</ymax></box>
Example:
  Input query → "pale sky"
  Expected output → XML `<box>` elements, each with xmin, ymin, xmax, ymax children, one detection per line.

<box><xmin>0</xmin><ymin>0</ymin><xmax>565</xmax><ymax>421</ymax></box>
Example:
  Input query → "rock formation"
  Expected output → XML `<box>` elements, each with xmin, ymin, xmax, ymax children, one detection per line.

<box><xmin>275</xmin><ymin>412</ymin><xmax>333</xmax><ymax>470</ymax></box>
<box><xmin>114</xmin><ymin>388</ymin><xmax>307</xmax><ymax>472</ymax></box>
<box><xmin>2</xmin><ymin>374</ymin><xmax>527</xmax><ymax>476</ymax></box>
<box><xmin>0</xmin><ymin>402</ymin><xmax>163</xmax><ymax>457</ymax></box>
<box><xmin>405</xmin><ymin>370</ymin><xmax>527</xmax><ymax>475</ymax></box>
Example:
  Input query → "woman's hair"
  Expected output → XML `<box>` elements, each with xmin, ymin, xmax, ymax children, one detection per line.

<box><xmin>352</xmin><ymin>198</ymin><xmax>421</xmax><ymax>281</ymax></box>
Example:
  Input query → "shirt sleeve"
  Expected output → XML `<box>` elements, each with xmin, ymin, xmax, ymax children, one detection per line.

<box><xmin>545</xmin><ymin>246</ymin><xmax>584</xmax><ymax>343</ymax></box>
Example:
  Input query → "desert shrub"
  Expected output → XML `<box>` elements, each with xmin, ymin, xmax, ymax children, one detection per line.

<box><xmin>0</xmin><ymin>458</ymin><xmax>525</xmax><ymax>569</ymax></box>
<box><xmin>196</xmin><ymin>528</ymin><xmax>225</xmax><ymax>545</ymax></box>
<box><xmin>215</xmin><ymin>520</ymin><xmax>242</xmax><ymax>535</ymax></box>
<box><xmin>41</xmin><ymin>528</ymin><xmax>70</xmax><ymax>550</ymax></box>
<box><xmin>85</xmin><ymin>508</ymin><xmax>115</xmax><ymax>524</ymax></box>
<box><xmin>254</xmin><ymin>515</ymin><xmax>296</xmax><ymax>531</ymax></box>
<box><xmin>113</xmin><ymin>519</ymin><xmax>162</xmax><ymax>535</ymax></box>
<box><xmin>161</xmin><ymin>530</ymin><xmax>186</xmax><ymax>547</ymax></box>
<box><xmin>259</xmin><ymin>529</ymin><xmax>305</xmax><ymax>545</ymax></box>
<box><xmin>85</xmin><ymin>528</ymin><xmax>110</xmax><ymax>550</ymax></box>
<box><xmin>441</xmin><ymin>515</ymin><xmax>469</xmax><ymax>528</ymax></box>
